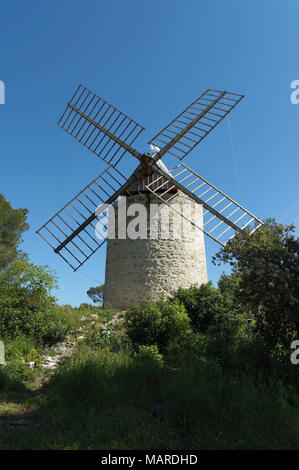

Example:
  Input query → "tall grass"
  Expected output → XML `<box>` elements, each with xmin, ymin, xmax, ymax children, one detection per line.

<box><xmin>16</xmin><ymin>345</ymin><xmax>297</xmax><ymax>450</ymax></box>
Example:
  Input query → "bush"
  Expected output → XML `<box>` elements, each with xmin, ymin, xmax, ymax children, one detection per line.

<box><xmin>0</xmin><ymin>336</ymin><xmax>41</xmax><ymax>388</ymax></box>
<box><xmin>0</xmin><ymin>307</ymin><xmax>69</xmax><ymax>346</ymax></box>
<box><xmin>5</xmin><ymin>335</ymin><xmax>41</xmax><ymax>364</ymax></box>
<box><xmin>134</xmin><ymin>345</ymin><xmax>164</xmax><ymax>368</ymax></box>
<box><xmin>0</xmin><ymin>367</ymin><xmax>27</xmax><ymax>392</ymax></box>
<box><xmin>166</xmin><ymin>331</ymin><xmax>208</xmax><ymax>367</ymax></box>
<box><xmin>172</xmin><ymin>282</ymin><xmax>240</xmax><ymax>340</ymax></box>
<box><xmin>85</xmin><ymin>323</ymin><xmax>118</xmax><ymax>350</ymax></box>
<box><xmin>124</xmin><ymin>299</ymin><xmax>191</xmax><ymax>352</ymax></box>
<box><xmin>41</xmin><ymin>319</ymin><xmax>69</xmax><ymax>346</ymax></box>
<box><xmin>2</xmin><ymin>360</ymin><xmax>36</xmax><ymax>385</ymax></box>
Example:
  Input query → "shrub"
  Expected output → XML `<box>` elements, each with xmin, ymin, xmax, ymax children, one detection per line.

<box><xmin>0</xmin><ymin>307</ymin><xmax>69</xmax><ymax>346</ymax></box>
<box><xmin>5</xmin><ymin>335</ymin><xmax>41</xmax><ymax>364</ymax></box>
<box><xmin>2</xmin><ymin>360</ymin><xmax>36</xmax><ymax>385</ymax></box>
<box><xmin>166</xmin><ymin>331</ymin><xmax>208</xmax><ymax>367</ymax></box>
<box><xmin>172</xmin><ymin>282</ymin><xmax>240</xmax><ymax>340</ymax></box>
<box><xmin>124</xmin><ymin>299</ymin><xmax>191</xmax><ymax>352</ymax></box>
<box><xmin>41</xmin><ymin>319</ymin><xmax>69</xmax><ymax>346</ymax></box>
<box><xmin>134</xmin><ymin>345</ymin><xmax>164</xmax><ymax>368</ymax></box>
<box><xmin>85</xmin><ymin>323</ymin><xmax>118</xmax><ymax>350</ymax></box>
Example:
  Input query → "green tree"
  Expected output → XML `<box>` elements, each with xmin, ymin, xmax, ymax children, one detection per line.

<box><xmin>213</xmin><ymin>219</ymin><xmax>299</xmax><ymax>349</ymax></box>
<box><xmin>0</xmin><ymin>259</ymin><xmax>62</xmax><ymax>344</ymax></box>
<box><xmin>87</xmin><ymin>284</ymin><xmax>104</xmax><ymax>304</ymax></box>
<box><xmin>0</xmin><ymin>194</ymin><xmax>29</xmax><ymax>269</ymax></box>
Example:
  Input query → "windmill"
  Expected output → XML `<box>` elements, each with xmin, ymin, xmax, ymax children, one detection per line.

<box><xmin>37</xmin><ymin>85</ymin><xmax>263</xmax><ymax>309</ymax></box>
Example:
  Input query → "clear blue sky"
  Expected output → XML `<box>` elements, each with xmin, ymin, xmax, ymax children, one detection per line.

<box><xmin>0</xmin><ymin>0</ymin><xmax>298</xmax><ymax>306</ymax></box>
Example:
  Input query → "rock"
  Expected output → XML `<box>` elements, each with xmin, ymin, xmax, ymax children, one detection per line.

<box><xmin>25</xmin><ymin>361</ymin><xmax>35</xmax><ymax>369</ymax></box>
<box><xmin>41</xmin><ymin>355</ymin><xmax>59</xmax><ymax>369</ymax></box>
<box><xmin>44</xmin><ymin>356</ymin><xmax>54</xmax><ymax>363</ymax></box>
<box><xmin>41</xmin><ymin>361</ymin><xmax>57</xmax><ymax>369</ymax></box>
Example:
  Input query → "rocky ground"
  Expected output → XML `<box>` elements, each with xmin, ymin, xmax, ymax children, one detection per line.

<box><xmin>40</xmin><ymin>312</ymin><xmax>122</xmax><ymax>374</ymax></box>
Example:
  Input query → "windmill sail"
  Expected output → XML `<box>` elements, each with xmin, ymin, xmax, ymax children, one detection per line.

<box><xmin>37</xmin><ymin>166</ymin><xmax>131</xmax><ymax>271</ymax></box>
<box><xmin>58</xmin><ymin>84</ymin><xmax>144</xmax><ymax>167</ymax></box>
<box><xmin>146</xmin><ymin>162</ymin><xmax>263</xmax><ymax>246</ymax></box>
<box><xmin>149</xmin><ymin>89</ymin><xmax>244</xmax><ymax>164</ymax></box>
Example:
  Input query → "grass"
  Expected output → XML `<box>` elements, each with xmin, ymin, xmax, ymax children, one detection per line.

<box><xmin>0</xmin><ymin>343</ymin><xmax>298</xmax><ymax>450</ymax></box>
<box><xmin>0</xmin><ymin>303</ymin><xmax>298</xmax><ymax>450</ymax></box>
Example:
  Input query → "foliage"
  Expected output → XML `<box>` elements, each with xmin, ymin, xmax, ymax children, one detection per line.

<box><xmin>134</xmin><ymin>344</ymin><xmax>164</xmax><ymax>368</ymax></box>
<box><xmin>213</xmin><ymin>219</ymin><xmax>299</xmax><ymax>349</ymax></box>
<box><xmin>5</xmin><ymin>335</ymin><xmax>41</xmax><ymax>364</ymax></box>
<box><xmin>85</xmin><ymin>322</ymin><xmax>117</xmax><ymax>350</ymax></box>
<box><xmin>172</xmin><ymin>282</ymin><xmax>241</xmax><ymax>341</ymax></box>
<box><xmin>0</xmin><ymin>258</ymin><xmax>58</xmax><ymax>303</ymax></box>
<box><xmin>0</xmin><ymin>336</ymin><xmax>44</xmax><ymax>389</ymax></box>
<box><xmin>0</xmin><ymin>360</ymin><xmax>37</xmax><ymax>387</ymax></box>
<box><xmin>0</xmin><ymin>193</ymin><xmax>29</xmax><ymax>269</ymax></box>
<box><xmin>124</xmin><ymin>299</ymin><xmax>191</xmax><ymax>352</ymax></box>
<box><xmin>0</xmin><ymin>259</ymin><xmax>67</xmax><ymax>345</ymax></box>
<box><xmin>87</xmin><ymin>284</ymin><xmax>104</xmax><ymax>304</ymax></box>
<box><xmin>2</xmin><ymin>345</ymin><xmax>296</xmax><ymax>450</ymax></box>
<box><xmin>166</xmin><ymin>330</ymin><xmax>206</xmax><ymax>367</ymax></box>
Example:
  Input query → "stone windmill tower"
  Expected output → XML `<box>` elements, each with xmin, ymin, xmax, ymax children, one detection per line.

<box><xmin>104</xmin><ymin>158</ymin><xmax>208</xmax><ymax>309</ymax></box>
<box><xmin>37</xmin><ymin>85</ymin><xmax>263</xmax><ymax>309</ymax></box>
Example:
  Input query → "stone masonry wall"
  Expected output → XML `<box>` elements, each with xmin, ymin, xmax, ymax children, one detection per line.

<box><xmin>104</xmin><ymin>193</ymin><xmax>208</xmax><ymax>310</ymax></box>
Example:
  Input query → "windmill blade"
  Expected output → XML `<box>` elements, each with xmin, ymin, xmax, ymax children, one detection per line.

<box><xmin>36</xmin><ymin>165</ymin><xmax>141</xmax><ymax>271</ymax></box>
<box><xmin>58</xmin><ymin>84</ymin><xmax>143</xmax><ymax>167</ymax></box>
<box><xmin>148</xmin><ymin>89</ymin><xmax>244</xmax><ymax>164</ymax></box>
<box><xmin>145</xmin><ymin>162</ymin><xmax>263</xmax><ymax>246</ymax></box>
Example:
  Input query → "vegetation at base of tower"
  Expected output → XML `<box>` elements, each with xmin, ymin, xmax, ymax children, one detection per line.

<box><xmin>134</xmin><ymin>344</ymin><xmax>165</xmax><ymax>369</ymax></box>
<box><xmin>0</xmin><ymin>194</ymin><xmax>298</xmax><ymax>449</ymax></box>
<box><xmin>124</xmin><ymin>299</ymin><xmax>191</xmax><ymax>353</ymax></box>
<box><xmin>172</xmin><ymin>281</ymin><xmax>242</xmax><ymax>341</ymax></box>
